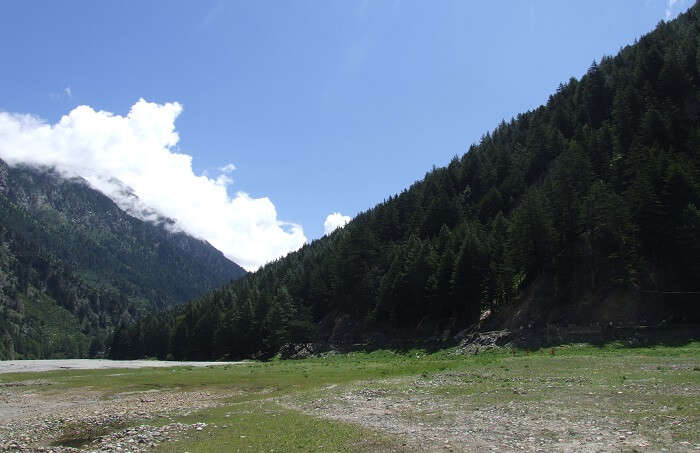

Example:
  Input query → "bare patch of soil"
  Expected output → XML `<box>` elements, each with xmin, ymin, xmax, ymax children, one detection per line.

<box><xmin>0</xmin><ymin>387</ymin><xmax>234</xmax><ymax>451</ymax></box>
<box><xmin>283</xmin><ymin>372</ymin><xmax>699</xmax><ymax>452</ymax></box>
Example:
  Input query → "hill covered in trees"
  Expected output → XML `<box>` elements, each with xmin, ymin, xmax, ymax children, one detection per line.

<box><xmin>0</xmin><ymin>160</ymin><xmax>245</xmax><ymax>358</ymax></box>
<box><xmin>112</xmin><ymin>7</ymin><xmax>700</xmax><ymax>360</ymax></box>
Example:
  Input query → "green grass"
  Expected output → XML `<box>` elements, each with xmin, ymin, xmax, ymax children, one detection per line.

<box><xmin>2</xmin><ymin>342</ymin><xmax>699</xmax><ymax>451</ymax></box>
<box><xmin>158</xmin><ymin>401</ymin><xmax>402</xmax><ymax>452</ymax></box>
<box><xmin>0</xmin><ymin>348</ymin><xmax>477</xmax><ymax>396</ymax></box>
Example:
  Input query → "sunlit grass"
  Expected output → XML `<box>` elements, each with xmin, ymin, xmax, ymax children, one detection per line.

<box><xmin>2</xmin><ymin>342</ymin><xmax>698</xmax><ymax>451</ymax></box>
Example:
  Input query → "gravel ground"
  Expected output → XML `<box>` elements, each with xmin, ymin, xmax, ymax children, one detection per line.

<box><xmin>283</xmin><ymin>373</ymin><xmax>700</xmax><ymax>453</ymax></box>
<box><xmin>0</xmin><ymin>360</ymin><xmax>243</xmax><ymax>452</ymax></box>
<box><xmin>0</xmin><ymin>384</ymin><xmax>235</xmax><ymax>452</ymax></box>
<box><xmin>1</xmin><ymin>355</ymin><xmax>697</xmax><ymax>452</ymax></box>
<box><xmin>0</xmin><ymin>359</ymin><xmax>243</xmax><ymax>374</ymax></box>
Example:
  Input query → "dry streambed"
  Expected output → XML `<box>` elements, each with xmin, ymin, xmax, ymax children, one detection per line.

<box><xmin>0</xmin><ymin>382</ymin><xmax>233</xmax><ymax>452</ymax></box>
<box><xmin>0</xmin><ymin>360</ymin><xmax>242</xmax><ymax>375</ymax></box>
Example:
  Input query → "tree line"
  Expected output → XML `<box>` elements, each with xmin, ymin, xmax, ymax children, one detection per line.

<box><xmin>111</xmin><ymin>7</ymin><xmax>700</xmax><ymax>360</ymax></box>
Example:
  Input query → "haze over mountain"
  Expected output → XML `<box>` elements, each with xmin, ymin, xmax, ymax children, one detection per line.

<box><xmin>0</xmin><ymin>159</ymin><xmax>245</xmax><ymax>358</ymax></box>
<box><xmin>0</xmin><ymin>101</ymin><xmax>305</xmax><ymax>271</ymax></box>
<box><xmin>112</xmin><ymin>6</ymin><xmax>700</xmax><ymax>360</ymax></box>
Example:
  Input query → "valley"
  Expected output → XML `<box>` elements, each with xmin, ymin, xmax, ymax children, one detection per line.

<box><xmin>0</xmin><ymin>160</ymin><xmax>245</xmax><ymax>360</ymax></box>
<box><xmin>0</xmin><ymin>343</ymin><xmax>698</xmax><ymax>452</ymax></box>
<box><xmin>110</xmin><ymin>7</ymin><xmax>700</xmax><ymax>362</ymax></box>
<box><xmin>1</xmin><ymin>4</ymin><xmax>699</xmax><ymax>452</ymax></box>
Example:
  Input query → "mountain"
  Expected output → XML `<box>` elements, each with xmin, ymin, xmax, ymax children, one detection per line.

<box><xmin>113</xmin><ymin>7</ymin><xmax>700</xmax><ymax>360</ymax></box>
<box><xmin>0</xmin><ymin>159</ymin><xmax>246</xmax><ymax>359</ymax></box>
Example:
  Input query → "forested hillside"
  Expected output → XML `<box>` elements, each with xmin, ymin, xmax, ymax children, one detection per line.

<box><xmin>0</xmin><ymin>160</ymin><xmax>245</xmax><ymax>358</ymax></box>
<box><xmin>112</xmin><ymin>7</ymin><xmax>700</xmax><ymax>360</ymax></box>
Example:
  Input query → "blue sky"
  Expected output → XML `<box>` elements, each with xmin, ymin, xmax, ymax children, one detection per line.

<box><xmin>0</xmin><ymin>0</ymin><xmax>693</xmax><ymax>267</ymax></box>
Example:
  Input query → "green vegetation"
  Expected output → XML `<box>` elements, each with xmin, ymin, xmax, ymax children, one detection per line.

<box><xmin>115</xmin><ymin>7</ymin><xmax>700</xmax><ymax>361</ymax></box>
<box><xmin>4</xmin><ymin>343</ymin><xmax>699</xmax><ymax>451</ymax></box>
<box><xmin>162</xmin><ymin>402</ymin><xmax>399</xmax><ymax>453</ymax></box>
<box><xmin>0</xmin><ymin>160</ymin><xmax>245</xmax><ymax>359</ymax></box>
<box><xmin>0</xmin><ymin>349</ymin><xmax>465</xmax><ymax>396</ymax></box>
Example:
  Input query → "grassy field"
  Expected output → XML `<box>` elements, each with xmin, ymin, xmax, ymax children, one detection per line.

<box><xmin>1</xmin><ymin>343</ymin><xmax>699</xmax><ymax>451</ymax></box>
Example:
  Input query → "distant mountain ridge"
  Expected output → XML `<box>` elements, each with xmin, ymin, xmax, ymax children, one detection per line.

<box><xmin>0</xmin><ymin>158</ymin><xmax>245</xmax><ymax>359</ymax></box>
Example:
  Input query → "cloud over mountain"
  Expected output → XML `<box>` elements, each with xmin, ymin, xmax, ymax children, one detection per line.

<box><xmin>323</xmin><ymin>212</ymin><xmax>351</xmax><ymax>234</ymax></box>
<box><xmin>0</xmin><ymin>99</ymin><xmax>307</xmax><ymax>271</ymax></box>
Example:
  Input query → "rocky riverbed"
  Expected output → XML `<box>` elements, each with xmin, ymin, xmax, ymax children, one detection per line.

<box><xmin>0</xmin><ymin>360</ymin><xmax>242</xmax><ymax>375</ymax></box>
<box><xmin>1</xmin><ymin>349</ymin><xmax>697</xmax><ymax>452</ymax></box>
<box><xmin>0</xmin><ymin>380</ymin><xmax>234</xmax><ymax>452</ymax></box>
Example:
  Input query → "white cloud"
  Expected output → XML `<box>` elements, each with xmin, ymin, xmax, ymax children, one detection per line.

<box><xmin>666</xmin><ymin>0</ymin><xmax>678</xmax><ymax>19</ymax></box>
<box><xmin>323</xmin><ymin>212</ymin><xmax>351</xmax><ymax>235</ymax></box>
<box><xmin>49</xmin><ymin>86</ymin><xmax>72</xmax><ymax>101</ymax></box>
<box><xmin>665</xmin><ymin>0</ymin><xmax>691</xmax><ymax>20</ymax></box>
<box><xmin>0</xmin><ymin>99</ymin><xmax>307</xmax><ymax>271</ymax></box>
<box><xmin>219</xmin><ymin>163</ymin><xmax>236</xmax><ymax>173</ymax></box>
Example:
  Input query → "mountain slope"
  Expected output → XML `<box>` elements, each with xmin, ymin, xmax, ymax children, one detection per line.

<box><xmin>114</xmin><ymin>7</ymin><xmax>700</xmax><ymax>360</ymax></box>
<box><xmin>0</xmin><ymin>159</ymin><xmax>245</xmax><ymax>358</ymax></box>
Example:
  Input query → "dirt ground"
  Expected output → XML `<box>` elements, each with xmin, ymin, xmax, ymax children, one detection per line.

<box><xmin>281</xmin><ymin>355</ymin><xmax>700</xmax><ymax>453</ymax></box>
<box><xmin>283</xmin><ymin>378</ymin><xmax>667</xmax><ymax>452</ymax></box>
<box><xmin>0</xmin><ymin>381</ymin><xmax>234</xmax><ymax>452</ymax></box>
<box><xmin>1</xmin><ymin>350</ymin><xmax>698</xmax><ymax>452</ymax></box>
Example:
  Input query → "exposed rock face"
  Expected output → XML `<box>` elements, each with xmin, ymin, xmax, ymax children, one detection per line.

<box><xmin>456</xmin><ymin>324</ymin><xmax>700</xmax><ymax>354</ymax></box>
<box><xmin>278</xmin><ymin>342</ymin><xmax>330</xmax><ymax>359</ymax></box>
<box><xmin>279</xmin><ymin>314</ymin><xmax>700</xmax><ymax>360</ymax></box>
<box><xmin>457</xmin><ymin>330</ymin><xmax>514</xmax><ymax>354</ymax></box>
